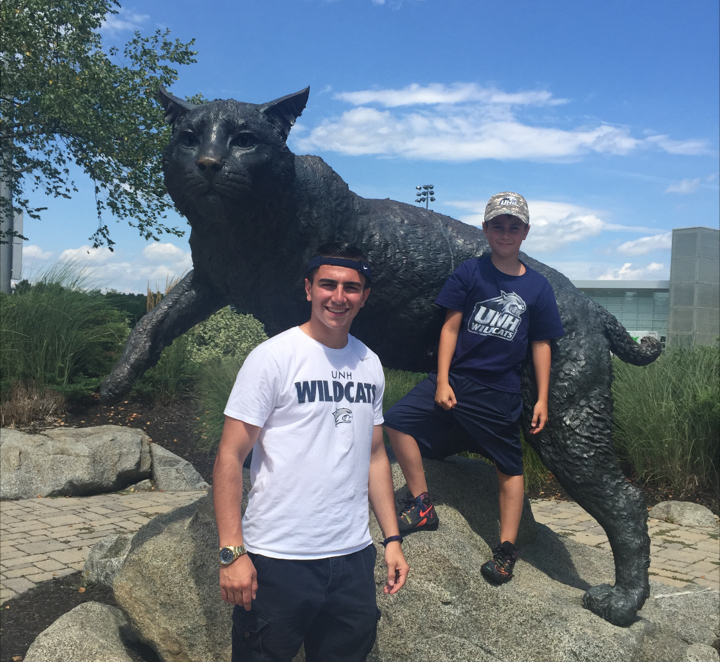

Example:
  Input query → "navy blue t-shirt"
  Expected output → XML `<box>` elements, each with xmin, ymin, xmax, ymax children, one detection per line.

<box><xmin>435</xmin><ymin>254</ymin><xmax>564</xmax><ymax>393</ymax></box>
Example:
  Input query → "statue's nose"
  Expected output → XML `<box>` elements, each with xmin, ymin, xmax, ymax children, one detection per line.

<box><xmin>196</xmin><ymin>154</ymin><xmax>224</xmax><ymax>178</ymax></box>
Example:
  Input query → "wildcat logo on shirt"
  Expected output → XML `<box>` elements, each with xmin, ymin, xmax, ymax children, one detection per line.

<box><xmin>468</xmin><ymin>291</ymin><xmax>526</xmax><ymax>341</ymax></box>
<box><xmin>332</xmin><ymin>408</ymin><xmax>353</xmax><ymax>426</ymax></box>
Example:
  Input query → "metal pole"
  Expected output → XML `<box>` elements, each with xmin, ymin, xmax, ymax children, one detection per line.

<box><xmin>0</xmin><ymin>58</ymin><xmax>13</xmax><ymax>294</ymax></box>
<box><xmin>0</xmin><ymin>152</ymin><xmax>13</xmax><ymax>295</ymax></box>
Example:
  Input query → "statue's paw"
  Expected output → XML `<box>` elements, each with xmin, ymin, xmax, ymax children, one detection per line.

<box><xmin>99</xmin><ymin>368</ymin><xmax>135</xmax><ymax>405</ymax></box>
<box><xmin>582</xmin><ymin>583</ymin><xmax>648</xmax><ymax>627</ymax></box>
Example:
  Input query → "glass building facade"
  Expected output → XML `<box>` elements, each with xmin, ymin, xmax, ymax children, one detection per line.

<box><xmin>571</xmin><ymin>281</ymin><xmax>669</xmax><ymax>344</ymax></box>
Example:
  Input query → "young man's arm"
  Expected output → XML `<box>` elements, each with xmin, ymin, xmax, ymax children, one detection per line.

<box><xmin>530</xmin><ymin>339</ymin><xmax>551</xmax><ymax>434</ymax></box>
<box><xmin>368</xmin><ymin>425</ymin><xmax>409</xmax><ymax>594</ymax></box>
<box><xmin>435</xmin><ymin>309</ymin><xmax>463</xmax><ymax>410</ymax></box>
<box><xmin>213</xmin><ymin>415</ymin><xmax>261</xmax><ymax>610</ymax></box>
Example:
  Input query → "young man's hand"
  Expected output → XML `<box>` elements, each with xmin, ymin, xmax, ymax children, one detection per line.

<box><xmin>530</xmin><ymin>400</ymin><xmax>548</xmax><ymax>434</ymax></box>
<box><xmin>219</xmin><ymin>554</ymin><xmax>257</xmax><ymax>610</ymax></box>
<box><xmin>383</xmin><ymin>542</ymin><xmax>409</xmax><ymax>594</ymax></box>
<box><xmin>434</xmin><ymin>383</ymin><xmax>457</xmax><ymax>410</ymax></box>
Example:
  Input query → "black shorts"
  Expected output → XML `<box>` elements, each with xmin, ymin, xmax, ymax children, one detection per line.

<box><xmin>383</xmin><ymin>372</ymin><xmax>524</xmax><ymax>476</ymax></box>
<box><xmin>232</xmin><ymin>545</ymin><xmax>379</xmax><ymax>662</ymax></box>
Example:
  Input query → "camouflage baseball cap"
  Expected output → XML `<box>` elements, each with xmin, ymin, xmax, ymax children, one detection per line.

<box><xmin>484</xmin><ymin>192</ymin><xmax>530</xmax><ymax>225</ymax></box>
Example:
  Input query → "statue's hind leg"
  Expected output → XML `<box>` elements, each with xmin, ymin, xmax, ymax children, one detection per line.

<box><xmin>525</xmin><ymin>410</ymin><xmax>650</xmax><ymax>626</ymax></box>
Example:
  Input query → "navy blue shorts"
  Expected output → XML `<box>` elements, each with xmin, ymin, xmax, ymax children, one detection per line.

<box><xmin>232</xmin><ymin>544</ymin><xmax>379</xmax><ymax>662</ymax></box>
<box><xmin>384</xmin><ymin>372</ymin><xmax>524</xmax><ymax>476</ymax></box>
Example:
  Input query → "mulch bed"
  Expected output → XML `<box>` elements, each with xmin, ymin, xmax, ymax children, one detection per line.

<box><xmin>1</xmin><ymin>391</ymin><xmax>717</xmax><ymax>660</ymax></box>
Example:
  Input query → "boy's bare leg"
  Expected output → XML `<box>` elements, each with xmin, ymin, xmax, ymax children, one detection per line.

<box><xmin>385</xmin><ymin>428</ymin><xmax>429</xmax><ymax>497</ymax></box>
<box><xmin>497</xmin><ymin>471</ymin><xmax>524</xmax><ymax>544</ymax></box>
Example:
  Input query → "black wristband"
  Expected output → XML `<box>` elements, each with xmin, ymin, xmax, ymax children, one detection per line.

<box><xmin>381</xmin><ymin>535</ymin><xmax>403</xmax><ymax>547</ymax></box>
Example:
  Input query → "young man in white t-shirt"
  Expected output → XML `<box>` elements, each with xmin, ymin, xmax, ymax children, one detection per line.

<box><xmin>213</xmin><ymin>242</ymin><xmax>409</xmax><ymax>662</ymax></box>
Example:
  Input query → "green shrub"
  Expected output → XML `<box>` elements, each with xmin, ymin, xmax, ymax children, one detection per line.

<box><xmin>102</xmin><ymin>290</ymin><xmax>147</xmax><ymax>328</ymax></box>
<box><xmin>0</xmin><ymin>266</ymin><xmax>128</xmax><ymax>401</ymax></box>
<box><xmin>195</xmin><ymin>356</ymin><xmax>247</xmax><ymax>451</ymax></box>
<box><xmin>188</xmin><ymin>307</ymin><xmax>268</xmax><ymax>364</ymax></box>
<box><xmin>192</xmin><ymin>310</ymin><xmax>269</xmax><ymax>449</ymax></box>
<box><xmin>520</xmin><ymin>435</ymin><xmax>555</xmax><ymax>491</ymax></box>
<box><xmin>612</xmin><ymin>345</ymin><xmax>720</xmax><ymax>495</ymax></box>
<box><xmin>135</xmin><ymin>334</ymin><xmax>197</xmax><ymax>404</ymax></box>
<box><xmin>133</xmin><ymin>306</ymin><xmax>268</xmax><ymax>405</ymax></box>
<box><xmin>382</xmin><ymin>369</ymin><xmax>427</xmax><ymax>413</ymax></box>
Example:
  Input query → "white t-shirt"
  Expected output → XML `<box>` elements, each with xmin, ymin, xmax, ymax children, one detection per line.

<box><xmin>224</xmin><ymin>327</ymin><xmax>385</xmax><ymax>560</ymax></box>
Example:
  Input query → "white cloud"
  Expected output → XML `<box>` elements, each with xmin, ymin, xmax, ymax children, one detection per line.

<box><xmin>23</xmin><ymin>245</ymin><xmax>53</xmax><ymax>260</ymax></box>
<box><xmin>299</xmin><ymin>108</ymin><xmax>648</xmax><ymax>161</ymax></box>
<box><xmin>524</xmin><ymin>202</ymin><xmax>605</xmax><ymax>252</ymax></box>
<box><xmin>59</xmin><ymin>245</ymin><xmax>115</xmax><ymax>264</ymax></box>
<box><xmin>143</xmin><ymin>242</ymin><xmax>192</xmax><ymax>266</ymax></box>
<box><xmin>335</xmin><ymin>83</ymin><xmax>567</xmax><ymax>108</ymax></box>
<box><xmin>297</xmin><ymin>83</ymin><xmax>708</xmax><ymax>162</ymax></box>
<box><xmin>644</xmin><ymin>135</ymin><xmax>708</xmax><ymax>156</ymax></box>
<box><xmin>29</xmin><ymin>243</ymin><xmax>193</xmax><ymax>293</ymax></box>
<box><xmin>447</xmin><ymin>199</ymin><xmax>638</xmax><ymax>253</ymax></box>
<box><xmin>540</xmin><ymin>260</ymin><xmax>615</xmax><ymax>280</ymax></box>
<box><xmin>446</xmin><ymin>198</ymin><xmax>668</xmax><ymax>254</ymax></box>
<box><xmin>101</xmin><ymin>7</ymin><xmax>149</xmax><ymax>34</ymax></box>
<box><xmin>665</xmin><ymin>178</ymin><xmax>701</xmax><ymax>194</ymax></box>
<box><xmin>598</xmin><ymin>262</ymin><xmax>667</xmax><ymax>280</ymax></box>
<box><xmin>617</xmin><ymin>232</ymin><xmax>672</xmax><ymax>256</ymax></box>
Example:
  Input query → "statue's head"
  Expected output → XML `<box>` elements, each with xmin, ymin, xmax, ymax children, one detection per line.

<box><xmin>159</xmin><ymin>86</ymin><xmax>309</xmax><ymax>224</ymax></box>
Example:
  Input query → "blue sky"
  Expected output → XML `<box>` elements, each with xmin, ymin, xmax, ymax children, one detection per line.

<box><xmin>20</xmin><ymin>0</ymin><xmax>720</xmax><ymax>293</ymax></box>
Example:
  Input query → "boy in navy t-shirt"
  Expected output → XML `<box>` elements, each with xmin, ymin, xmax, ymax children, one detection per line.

<box><xmin>384</xmin><ymin>191</ymin><xmax>564</xmax><ymax>583</ymax></box>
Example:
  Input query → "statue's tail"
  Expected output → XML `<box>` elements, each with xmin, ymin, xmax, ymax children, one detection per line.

<box><xmin>597</xmin><ymin>305</ymin><xmax>662</xmax><ymax>366</ymax></box>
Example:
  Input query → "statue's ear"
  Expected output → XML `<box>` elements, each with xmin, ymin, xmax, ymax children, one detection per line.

<box><xmin>158</xmin><ymin>86</ymin><xmax>198</xmax><ymax>126</ymax></box>
<box><xmin>260</xmin><ymin>87</ymin><xmax>310</xmax><ymax>140</ymax></box>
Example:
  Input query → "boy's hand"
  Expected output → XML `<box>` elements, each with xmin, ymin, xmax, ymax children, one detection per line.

<box><xmin>530</xmin><ymin>400</ymin><xmax>548</xmax><ymax>434</ymax></box>
<box><xmin>383</xmin><ymin>542</ymin><xmax>409</xmax><ymax>594</ymax></box>
<box><xmin>435</xmin><ymin>383</ymin><xmax>457</xmax><ymax>410</ymax></box>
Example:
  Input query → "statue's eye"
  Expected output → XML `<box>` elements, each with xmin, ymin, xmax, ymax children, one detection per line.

<box><xmin>233</xmin><ymin>133</ymin><xmax>256</xmax><ymax>148</ymax></box>
<box><xmin>179</xmin><ymin>132</ymin><xmax>198</xmax><ymax>147</ymax></box>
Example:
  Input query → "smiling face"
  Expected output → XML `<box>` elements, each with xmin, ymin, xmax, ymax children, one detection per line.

<box><xmin>482</xmin><ymin>214</ymin><xmax>530</xmax><ymax>260</ymax></box>
<box><xmin>303</xmin><ymin>265</ymin><xmax>370</xmax><ymax>347</ymax></box>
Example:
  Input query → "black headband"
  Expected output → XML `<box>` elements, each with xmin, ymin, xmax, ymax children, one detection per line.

<box><xmin>306</xmin><ymin>256</ymin><xmax>373</xmax><ymax>285</ymax></box>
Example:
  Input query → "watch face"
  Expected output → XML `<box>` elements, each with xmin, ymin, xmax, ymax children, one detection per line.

<box><xmin>219</xmin><ymin>548</ymin><xmax>235</xmax><ymax>564</ymax></box>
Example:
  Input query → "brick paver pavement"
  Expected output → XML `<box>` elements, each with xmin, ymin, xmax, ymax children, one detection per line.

<box><xmin>0</xmin><ymin>490</ymin><xmax>206</xmax><ymax>604</ymax></box>
<box><xmin>530</xmin><ymin>498</ymin><xmax>720</xmax><ymax>590</ymax></box>
<box><xmin>1</xmin><ymin>490</ymin><xmax>717</xmax><ymax>604</ymax></box>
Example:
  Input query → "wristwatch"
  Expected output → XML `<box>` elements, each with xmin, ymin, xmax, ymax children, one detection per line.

<box><xmin>219</xmin><ymin>545</ymin><xmax>247</xmax><ymax>565</ymax></box>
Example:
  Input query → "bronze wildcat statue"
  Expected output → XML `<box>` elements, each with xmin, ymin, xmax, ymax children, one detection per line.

<box><xmin>100</xmin><ymin>86</ymin><xmax>662</xmax><ymax>627</ymax></box>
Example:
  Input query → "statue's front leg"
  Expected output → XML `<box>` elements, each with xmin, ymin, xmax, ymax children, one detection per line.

<box><xmin>100</xmin><ymin>270</ymin><xmax>226</xmax><ymax>404</ymax></box>
<box><xmin>526</xmin><ymin>413</ymin><xmax>650</xmax><ymax>627</ymax></box>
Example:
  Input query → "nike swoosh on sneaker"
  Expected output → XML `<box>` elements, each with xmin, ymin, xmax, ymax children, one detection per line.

<box><xmin>419</xmin><ymin>506</ymin><xmax>433</xmax><ymax>518</ymax></box>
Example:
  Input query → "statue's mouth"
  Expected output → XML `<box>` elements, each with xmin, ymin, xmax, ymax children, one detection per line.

<box><xmin>196</xmin><ymin>178</ymin><xmax>249</xmax><ymax>201</ymax></box>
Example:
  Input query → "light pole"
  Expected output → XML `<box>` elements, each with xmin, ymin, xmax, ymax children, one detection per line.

<box><xmin>415</xmin><ymin>184</ymin><xmax>435</xmax><ymax>210</ymax></box>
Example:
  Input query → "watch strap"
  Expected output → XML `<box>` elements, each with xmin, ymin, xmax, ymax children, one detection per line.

<box><xmin>219</xmin><ymin>545</ymin><xmax>247</xmax><ymax>565</ymax></box>
<box><xmin>381</xmin><ymin>535</ymin><xmax>403</xmax><ymax>547</ymax></box>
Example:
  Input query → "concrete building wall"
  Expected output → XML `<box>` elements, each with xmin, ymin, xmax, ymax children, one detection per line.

<box><xmin>668</xmin><ymin>227</ymin><xmax>720</xmax><ymax>347</ymax></box>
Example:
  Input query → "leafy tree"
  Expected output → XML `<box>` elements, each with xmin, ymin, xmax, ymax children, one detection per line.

<box><xmin>0</xmin><ymin>0</ymin><xmax>197</xmax><ymax>249</ymax></box>
<box><xmin>102</xmin><ymin>289</ymin><xmax>147</xmax><ymax>327</ymax></box>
